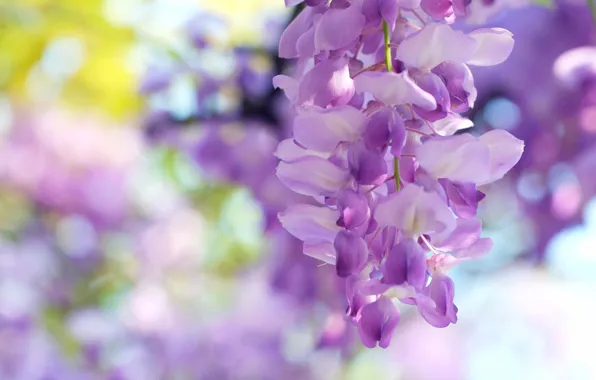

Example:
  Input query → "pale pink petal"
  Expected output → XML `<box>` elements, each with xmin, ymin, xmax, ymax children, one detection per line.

<box><xmin>294</xmin><ymin>106</ymin><xmax>367</xmax><ymax>151</ymax></box>
<box><xmin>467</xmin><ymin>28</ymin><xmax>515</xmax><ymax>66</ymax></box>
<box><xmin>277</xmin><ymin>156</ymin><xmax>350</xmax><ymax>196</ymax></box>
<box><xmin>279</xmin><ymin>204</ymin><xmax>341</xmax><ymax>243</ymax></box>
<box><xmin>432</xmin><ymin>114</ymin><xmax>474</xmax><ymax>136</ymax></box>
<box><xmin>395</xmin><ymin>23</ymin><xmax>476</xmax><ymax>70</ymax></box>
<box><xmin>477</xmin><ymin>129</ymin><xmax>524</xmax><ymax>185</ymax></box>
<box><xmin>304</xmin><ymin>242</ymin><xmax>337</xmax><ymax>264</ymax></box>
<box><xmin>416</xmin><ymin>134</ymin><xmax>491</xmax><ymax>183</ymax></box>
<box><xmin>354</xmin><ymin>71</ymin><xmax>436</xmax><ymax>109</ymax></box>
<box><xmin>462</xmin><ymin>64</ymin><xmax>477</xmax><ymax>107</ymax></box>
<box><xmin>274</xmin><ymin>139</ymin><xmax>329</xmax><ymax>162</ymax></box>
<box><xmin>273</xmin><ymin>75</ymin><xmax>299</xmax><ymax>104</ymax></box>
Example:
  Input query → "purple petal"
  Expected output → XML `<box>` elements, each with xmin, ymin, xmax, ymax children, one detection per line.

<box><xmin>279</xmin><ymin>204</ymin><xmax>341</xmax><ymax>243</ymax></box>
<box><xmin>390</xmin><ymin>113</ymin><xmax>406</xmax><ymax>156</ymax></box>
<box><xmin>398</xmin><ymin>156</ymin><xmax>416</xmax><ymax>184</ymax></box>
<box><xmin>279</xmin><ymin>7</ymin><xmax>315</xmax><ymax>58</ymax></box>
<box><xmin>334</xmin><ymin>230</ymin><xmax>369</xmax><ymax>277</ymax></box>
<box><xmin>364</xmin><ymin>108</ymin><xmax>393</xmax><ymax>149</ymax></box>
<box><xmin>314</xmin><ymin>2</ymin><xmax>365</xmax><ymax>51</ymax></box>
<box><xmin>395</xmin><ymin>23</ymin><xmax>476</xmax><ymax>69</ymax></box>
<box><xmin>354</xmin><ymin>71</ymin><xmax>437</xmax><ymax>109</ymax></box>
<box><xmin>346</xmin><ymin>274</ymin><xmax>371</xmax><ymax>318</ymax></box>
<box><xmin>348</xmin><ymin>143</ymin><xmax>388</xmax><ymax>185</ymax></box>
<box><xmin>368</xmin><ymin>226</ymin><xmax>397</xmax><ymax>262</ymax></box>
<box><xmin>357</xmin><ymin>296</ymin><xmax>400</xmax><ymax>348</ymax></box>
<box><xmin>362</xmin><ymin>0</ymin><xmax>382</xmax><ymax>26</ymax></box>
<box><xmin>410</xmin><ymin>71</ymin><xmax>451</xmax><ymax>121</ymax></box>
<box><xmin>382</xmin><ymin>238</ymin><xmax>427</xmax><ymax>290</ymax></box>
<box><xmin>421</xmin><ymin>0</ymin><xmax>454</xmax><ymax>19</ymax></box>
<box><xmin>432</xmin><ymin>62</ymin><xmax>477</xmax><ymax>113</ymax></box>
<box><xmin>277</xmin><ymin>156</ymin><xmax>350</xmax><ymax>196</ymax></box>
<box><xmin>377</xmin><ymin>304</ymin><xmax>400</xmax><ymax>348</ymax></box>
<box><xmin>348</xmin><ymin>57</ymin><xmax>365</xmax><ymax>77</ymax></box>
<box><xmin>349</xmin><ymin>89</ymin><xmax>365</xmax><ymax>109</ymax></box>
<box><xmin>357</xmin><ymin>278</ymin><xmax>393</xmax><ymax>296</ymax></box>
<box><xmin>379</xmin><ymin>0</ymin><xmax>399</xmax><ymax>30</ymax></box>
<box><xmin>429</xmin><ymin>275</ymin><xmax>457</xmax><ymax>322</ymax></box>
<box><xmin>298</xmin><ymin>58</ymin><xmax>355</xmax><ymax>107</ymax></box>
<box><xmin>294</xmin><ymin>106</ymin><xmax>367</xmax><ymax>151</ymax></box>
<box><xmin>417</xmin><ymin>274</ymin><xmax>458</xmax><ymax>328</ymax></box>
<box><xmin>362</xmin><ymin>31</ymin><xmax>383</xmax><ymax>55</ymax></box>
<box><xmin>337</xmin><ymin>190</ymin><xmax>371</xmax><ymax>230</ymax></box>
<box><xmin>467</xmin><ymin>28</ymin><xmax>515</xmax><ymax>67</ymax></box>
<box><xmin>296</xmin><ymin>25</ymin><xmax>317</xmax><ymax>57</ymax></box>
<box><xmin>440</xmin><ymin>179</ymin><xmax>484</xmax><ymax>218</ymax></box>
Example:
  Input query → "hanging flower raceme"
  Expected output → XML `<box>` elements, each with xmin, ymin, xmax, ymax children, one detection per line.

<box><xmin>275</xmin><ymin>0</ymin><xmax>523</xmax><ymax>348</ymax></box>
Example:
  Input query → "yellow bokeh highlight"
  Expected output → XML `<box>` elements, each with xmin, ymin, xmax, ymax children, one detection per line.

<box><xmin>199</xmin><ymin>0</ymin><xmax>288</xmax><ymax>45</ymax></box>
<box><xmin>0</xmin><ymin>0</ymin><xmax>140</xmax><ymax>118</ymax></box>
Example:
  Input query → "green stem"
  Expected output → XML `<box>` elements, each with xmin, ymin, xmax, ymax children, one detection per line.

<box><xmin>393</xmin><ymin>156</ymin><xmax>400</xmax><ymax>191</ymax></box>
<box><xmin>383</xmin><ymin>20</ymin><xmax>400</xmax><ymax>191</ymax></box>
<box><xmin>382</xmin><ymin>20</ymin><xmax>394</xmax><ymax>72</ymax></box>
<box><xmin>589</xmin><ymin>0</ymin><xmax>596</xmax><ymax>25</ymax></box>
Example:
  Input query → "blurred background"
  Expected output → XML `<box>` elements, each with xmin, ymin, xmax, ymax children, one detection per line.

<box><xmin>1</xmin><ymin>0</ymin><xmax>596</xmax><ymax>379</ymax></box>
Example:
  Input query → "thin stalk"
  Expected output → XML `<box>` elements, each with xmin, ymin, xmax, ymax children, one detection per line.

<box><xmin>393</xmin><ymin>156</ymin><xmax>400</xmax><ymax>191</ymax></box>
<box><xmin>383</xmin><ymin>20</ymin><xmax>400</xmax><ymax>191</ymax></box>
<box><xmin>382</xmin><ymin>20</ymin><xmax>394</xmax><ymax>73</ymax></box>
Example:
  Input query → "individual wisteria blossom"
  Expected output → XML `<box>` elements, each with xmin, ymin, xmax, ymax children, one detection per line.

<box><xmin>275</xmin><ymin>0</ymin><xmax>524</xmax><ymax>348</ymax></box>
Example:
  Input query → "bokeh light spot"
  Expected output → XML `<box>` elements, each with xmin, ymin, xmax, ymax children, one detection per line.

<box><xmin>483</xmin><ymin>97</ymin><xmax>521</xmax><ymax>130</ymax></box>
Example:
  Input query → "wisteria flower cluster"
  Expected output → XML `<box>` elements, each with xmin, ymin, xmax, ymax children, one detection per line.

<box><xmin>274</xmin><ymin>0</ymin><xmax>524</xmax><ymax>348</ymax></box>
